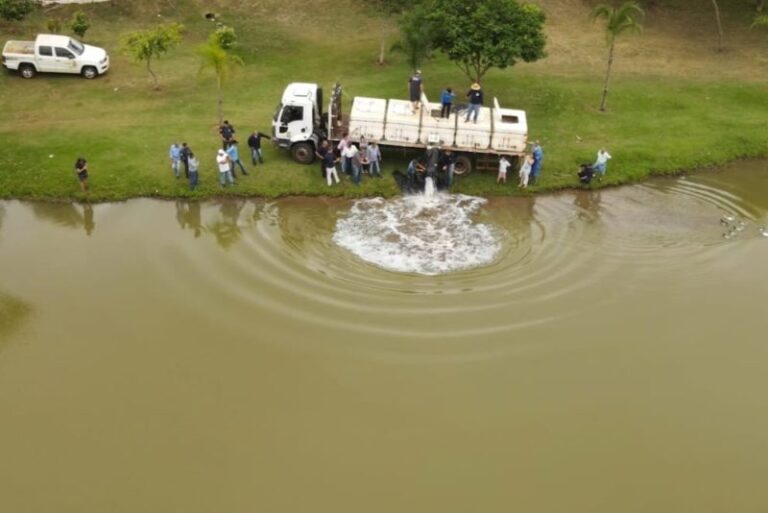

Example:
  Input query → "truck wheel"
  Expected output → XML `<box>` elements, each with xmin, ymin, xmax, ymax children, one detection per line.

<box><xmin>81</xmin><ymin>66</ymin><xmax>98</xmax><ymax>79</ymax></box>
<box><xmin>453</xmin><ymin>155</ymin><xmax>472</xmax><ymax>176</ymax></box>
<box><xmin>291</xmin><ymin>142</ymin><xmax>315</xmax><ymax>164</ymax></box>
<box><xmin>20</xmin><ymin>65</ymin><xmax>36</xmax><ymax>79</ymax></box>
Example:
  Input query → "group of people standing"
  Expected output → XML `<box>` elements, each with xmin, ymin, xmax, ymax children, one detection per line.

<box><xmin>168</xmin><ymin>120</ymin><xmax>272</xmax><ymax>190</ymax></box>
<box><xmin>318</xmin><ymin>134</ymin><xmax>383</xmax><ymax>187</ymax></box>
<box><xmin>409</xmin><ymin>70</ymin><xmax>485</xmax><ymax>123</ymax></box>
<box><xmin>497</xmin><ymin>141</ymin><xmax>544</xmax><ymax>188</ymax></box>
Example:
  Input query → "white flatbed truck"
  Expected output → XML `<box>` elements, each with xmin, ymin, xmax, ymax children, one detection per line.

<box><xmin>271</xmin><ymin>82</ymin><xmax>528</xmax><ymax>175</ymax></box>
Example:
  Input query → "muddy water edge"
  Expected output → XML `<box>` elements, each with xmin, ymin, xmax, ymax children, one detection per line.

<box><xmin>1</xmin><ymin>160</ymin><xmax>767</xmax><ymax>513</ymax></box>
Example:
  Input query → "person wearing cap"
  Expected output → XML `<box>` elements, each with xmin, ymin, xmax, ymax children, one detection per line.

<box><xmin>408</xmin><ymin>70</ymin><xmax>423</xmax><ymax>114</ymax></box>
<box><xmin>216</xmin><ymin>149</ymin><xmax>234</xmax><ymax>187</ymax></box>
<box><xmin>465</xmin><ymin>82</ymin><xmax>483</xmax><ymax>123</ymax></box>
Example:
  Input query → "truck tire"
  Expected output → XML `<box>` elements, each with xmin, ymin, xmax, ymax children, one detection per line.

<box><xmin>453</xmin><ymin>155</ymin><xmax>472</xmax><ymax>176</ymax></box>
<box><xmin>291</xmin><ymin>142</ymin><xmax>315</xmax><ymax>164</ymax></box>
<box><xmin>19</xmin><ymin>64</ymin><xmax>36</xmax><ymax>79</ymax></box>
<box><xmin>81</xmin><ymin>66</ymin><xmax>98</xmax><ymax>79</ymax></box>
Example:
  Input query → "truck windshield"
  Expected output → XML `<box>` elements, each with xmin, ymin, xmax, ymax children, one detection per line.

<box><xmin>68</xmin><ymin>39</ymin><xmax>85</xmax><ymax>56</ymax></box>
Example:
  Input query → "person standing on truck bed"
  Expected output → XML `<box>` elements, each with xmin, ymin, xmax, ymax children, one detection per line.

<box><xmin>440</xmin><ymin>87</ymin><xmax>455</xmax><ymax>118</ymax></box>
<box><xmin>465</xmin><ymin>83</ymin><xmax>483</xmax><ymax>123</ymax></box>
<box><xmin>247</xmin><ymin>130</ymin><xmax>271</xmax><ymax>166</ymax></box>
<box><xmin>409</xmin><ymin>70</ymin><xmax>423</xmax><ymax>114</ymax></box>
<box><xmin>219</xmin><ymin>120</ymin><xmax>235</xmax><ymax>149</ymax></box>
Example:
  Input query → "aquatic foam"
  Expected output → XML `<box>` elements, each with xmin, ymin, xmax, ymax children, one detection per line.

<box><xmin>333</xmin><ymin>193</ymin><xmax>501</xmax><ymax>275</ymax></box>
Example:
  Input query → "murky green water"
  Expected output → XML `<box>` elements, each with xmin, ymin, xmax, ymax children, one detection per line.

<box><xmin>1</xmin><ymin>161</ymin><xmax>767</xmax><ymax>512</ymax></box>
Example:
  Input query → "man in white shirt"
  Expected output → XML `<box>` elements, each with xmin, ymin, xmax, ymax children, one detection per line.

<box><xmin>216</xmin><ymin>149</ymin><xmax>234</xmax><ymax>187</ymax></box>
<box><xmin>594</xmin><ymin>148</ymin><xmax>612</xmax><ymax>178</ymax></box>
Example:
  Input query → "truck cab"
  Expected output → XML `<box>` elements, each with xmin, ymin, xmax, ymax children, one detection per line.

<box><xmin>272</xmin><ymin>83</ymin><xmax>324</xmax><ymax>163</ymax></box>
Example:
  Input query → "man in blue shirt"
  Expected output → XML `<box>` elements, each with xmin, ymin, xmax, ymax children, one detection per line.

<box><xmin>530</xmin><ymin>141</ymin><xmax>543</xmax><ymax>185</ymax></box>
<box><xmin>440</xmin><ymin>87</ymin><xmax>455</xmax><ymax>118</ymax></box>
<box><xmin>227</xmin><ymin>140</ymin><xmax>248</xmax><ymax>177</ymax></box>
<box><xmin>169</xmin><ymin>142</ymin><xmax>182</xmax><ymax>178</ymax></box>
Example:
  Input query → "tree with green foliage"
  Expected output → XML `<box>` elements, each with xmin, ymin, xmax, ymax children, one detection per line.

<box><xmin>212</xmin><ymin>25</ymin><xmax>237</xmax><ymax>50</ymax></box>
<box><xmin>392</xmin><ymin>3</ymin><xmax>435</xmax><ymax>70</ymax></box>
<box><xmin>0</xmin><ymin>0</ymin><xmax>37</xmax><ymax>22</ymax></box>
<box><xmin>591</xmin><ymin>1</ymin><xmax>644</xmax><ymax>112</ymax></box>
<box><xmin>70</xmin><ymin>10</ymin><xmax>90</xmax><ymax>39</ymax></box>
<box><xmin>197</xmin><ymin>31</ymin><xmax>244</xmax><ymax>124</ymax></box>
<box><xmin>428</xmin><ymin>0</ymin><xmax>546</xmax><ymax>83</ymax></box>
<box><xmin>122</xmin><ymin>23</ymin><xmax>184</xmax><ymax>90</ymax></box>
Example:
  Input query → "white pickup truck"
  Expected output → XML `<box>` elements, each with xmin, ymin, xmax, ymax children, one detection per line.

<box><xmin>2</xmin><ymin>34</ymin><xmax>109</xmax><ymax>79</ymax></box>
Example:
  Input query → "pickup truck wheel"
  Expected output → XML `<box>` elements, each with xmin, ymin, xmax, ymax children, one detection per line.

<box><xmin>81</xmin><ymin>66</ymin><xmax>98</xmax><ymax>79</ymax></box>
<box><xmin>20</xmin><ymin>65</ymin><xmax>36</xmax><ymax>79</ymax></box>
<box><xmin>291</xmin><ymin>142</ymin><xmax>315</xmax><ymax>164</ymax></box>
<box><xmin>453</xmin><ymin>155</ymin><xmax>472</xmax><ymax>176</ymax></box>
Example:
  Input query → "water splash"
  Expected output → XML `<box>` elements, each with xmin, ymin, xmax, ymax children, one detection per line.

<box><xmin>333</xmin><ymin>193</ymin><xmax>501</xmax><ymax>275</ymax></box>
<box><xmin>424</xmin><ymin>176</ymin><xmax>436</xmax><ymax>198</ymax></box>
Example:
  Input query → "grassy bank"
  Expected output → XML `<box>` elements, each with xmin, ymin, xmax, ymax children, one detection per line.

<box><xmin>0</xmin><ymin>0</ymin><xmax>767</xmax><ymax>202</ymax></box>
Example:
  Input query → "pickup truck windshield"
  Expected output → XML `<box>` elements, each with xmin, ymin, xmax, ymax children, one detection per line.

<box><xmin>67</xmin><ymin>39</ymin><xmax>84</xmax><ymax>56</ymax></box>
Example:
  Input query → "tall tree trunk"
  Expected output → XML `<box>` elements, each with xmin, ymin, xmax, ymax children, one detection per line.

<box><xmin>599</xmin><ymin>40</ymin><xmax>615</xmax><ymax>112</ymax></box>
<box><xmin>712</xmin><ymin>0</ymin><xmax>724</xmax><ymax>52</ymax></box>
<box><xmin>217</xmin><ymin>75</ymin><xmax>223</xmax><ymax>125</ymax></box>
<box><xmin>378</xmin><ymin>32</ymin><xmax>386</xmax><ymax>65</ymax></box>
<box><xmin>146</xmin><ymin>58</ymin><xmax>158</xmax><ymax>90</ymax></box>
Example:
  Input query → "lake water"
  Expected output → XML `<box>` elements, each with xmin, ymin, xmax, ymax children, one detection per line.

<box><xmin>1</xmin><ymin>161</ymin><xmax>767</xmax><ymax>512</ymax></box>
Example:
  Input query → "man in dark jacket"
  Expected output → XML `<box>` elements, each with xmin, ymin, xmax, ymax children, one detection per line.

<box><xmin>465</xmin><ymin>83</ymin><xmax>483</xmax><ymax>123</ymax></box>
<box><xmin>219</xmin><ymin>120</ymin><xmax>235</xmax><ymax>149</ymax></box>
<box><xmin>180</xmin><ymin>142</ymin><xmax>191</xmax><ymax>179</ymax></box>
<box><xmin>247</xmin><ymin>130</ymin><xmax>272</xmax><ymax>165</ymax></box>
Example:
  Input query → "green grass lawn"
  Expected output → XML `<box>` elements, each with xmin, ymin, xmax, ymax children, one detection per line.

<box><xmin>1</xmin><ymin>0</ymin><xmax>766</xmax><ymax>202</ymax></box>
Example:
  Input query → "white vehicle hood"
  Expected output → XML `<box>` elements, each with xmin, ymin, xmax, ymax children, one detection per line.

<box><xmin>81</xmin><ymin>44</ymin><xmax>107</xmax><ymax>62</ymax></box>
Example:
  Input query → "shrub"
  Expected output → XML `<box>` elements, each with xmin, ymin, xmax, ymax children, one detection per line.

<box><xmin>46</xmin><ymin>17</ymin><xmax>61</xmax><ymax>33</ymax></box>
<box><xmin>0</xmin><ymin>0</ymin><xmax>38</xmax><ymax>22</ymax></box>
<box><xmin>70</xmin><ymin>10</ymin><xmax>90</xmax><ymax>39</ymax></box>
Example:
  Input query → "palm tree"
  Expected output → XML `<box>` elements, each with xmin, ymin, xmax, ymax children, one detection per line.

<box><xmin>591</xmin><ymin>2</ymin><xmax>644</xmax><ymax>112</ymax></box>
<box><xmin>197</xmin><ymin>40</ymin><xmax>243</xmax><ymax>124</ymax></box>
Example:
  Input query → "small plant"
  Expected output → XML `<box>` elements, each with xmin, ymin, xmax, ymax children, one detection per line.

<box><xmin>122</xmin><ymin>23</ymin><xmax>184</xmax><ymax>90</ymax></box>
<box><xmin>0</xmin><ymin>0</ymin><xmax>38</xmax><ymax>22</ymax></box>
<box><xmin>70</xmin><ymin>10</ymin><xmax>90</xmax><ymax>39</ymax></box>
<box><xmin>212</xmin><ymin>24</ymin><xmax>237</xmax><ymax>50</ymax></box>
<box><xmin>46</xmin><ymin>17</ymin><xmax>61</xmax><ymax>34</ymax></box>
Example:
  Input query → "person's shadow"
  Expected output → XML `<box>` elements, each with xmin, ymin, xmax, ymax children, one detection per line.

<box><xmin>175</xmin><ymin>201</ymin><xmax>205</xmax><ymax>238</ymax></box>
<box><xmin>83</xmin><ymin>204</ymin><xmax>95</xmax><ymax>236</ymax></box>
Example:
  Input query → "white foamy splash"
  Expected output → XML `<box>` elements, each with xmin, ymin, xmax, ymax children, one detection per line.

<box><xmin>333</xmin><ymin>193</ymin><xmax>501</xmax><ymax>275</ymax></box>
